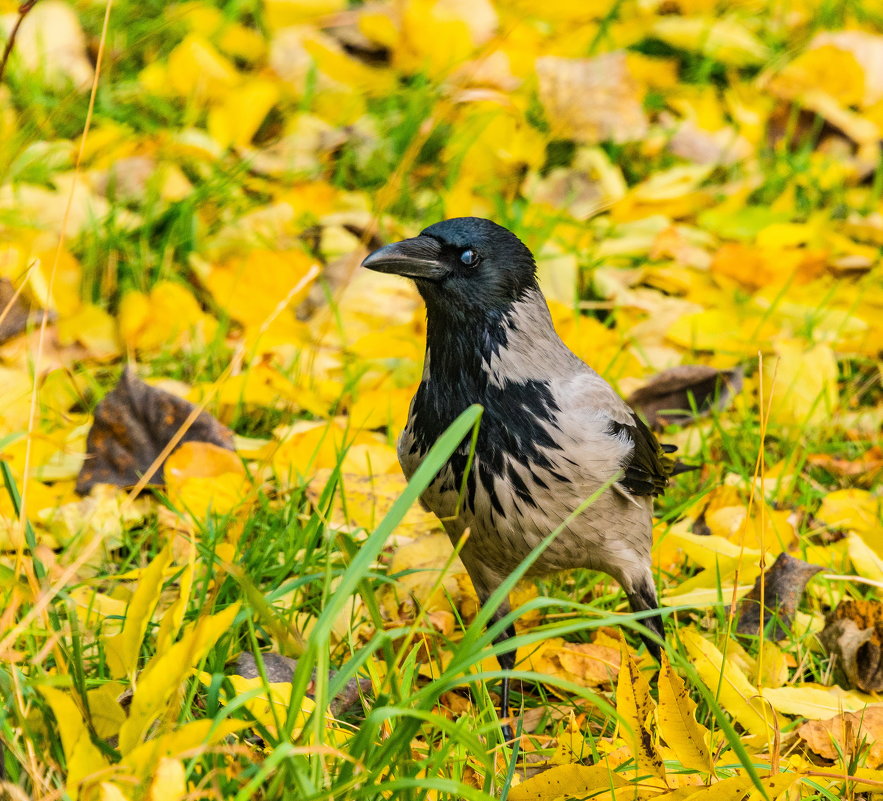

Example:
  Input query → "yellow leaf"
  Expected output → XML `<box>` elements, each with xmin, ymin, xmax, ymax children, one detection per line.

<box><xmin>103</xmin><ymin>544</ymin><xmax>173</xmax><ymax>679</ymax></box>
<box><xmin>165</xmin><ymin>441</ymin><xmax>249</xmax><ymax>519</ymax></box>
<box><xmin>666</xmin><ymin>308</ymin><xmax>777</xmax><ymax>355</ymax></box>
<box><xmin>39</xmin><ymin>687</ymin><xmax>110</xmax><ymax>800</ymax></box>
<box><xmin>0</xmin><ymin>367</ymin><xmax>35</xmax><ymax>431</ymax></box>
<box><xmin>761</xmin><ymin>684</ymin><xmax>875</xmax><ymax>719</ymax></box>
<box><xmin>155</xmin><ymin>558</ymin><xmax>194</xmax><ymax>655</ymax></box>
<box><xmin>207</xmin><ymin>79</ymin><xmax>279</xmax><ymax>149</ymax></box>
<box><xmin>86</xmin><ymin>683</ymin><xmax>127</xmax><ymax>739</ymax></box>
<box><xmin>118</xmin><ymin>603</ymin><xmax>240</xmax><ymax>753</ymax></box>
<box><xmin>658</xmin><ymin>655</ymin><xmax>713</xmax><ymax>773</ymax></box>
<box><xmin>263</xmin><ymin>0</ymin><xmax>346</xmax><ymax>30</ymax></box>
<box><xmin>301</xmin><ymin>34</ymin><xmax>396</xmax><ymax>96</ymax></box>
<box><xmin>307</xmin><ymin>470</ymin><xmax>438</xmax><ymax>533</ymax></box>
<box><xmin>650</xmin><ymin>17</ymin><xmax>770</xmax><ymax>67</ymax></box>
<box><xmin>520</xmin><ymin>637</ymin><xmax>620</xmax><ymax>691</ymax></box>
<box><xmin>394</xmin><ymin>0</ymin><xmax>495</xmax><ymax>78</ymax></box>
<box><xmin>507</xmin><ymin>763</ymin><xmax>630</xmax><ymax>801</ymax></box>
<box><xmin>195</xmin><ymin>672</ymin><xmax>314</xmax><ymax>739</ymax></box>
<box><xmin>762</xmin><ymin>340</ymin><xmax>839</xmax><ymax>428</ymax></box>
<box><xmin>616</xmin><ymin>639</ymin><xmax>666</xmax><ymax>783</ymax></box>
<box><xmin>118</xmin><ymin>281</ymin><xmax>216</xmax><ymax>353</ymax></box>
<box><xmin>771</xmin><ymin>44</ymin><xmax>866</xmax><ymax>108</ymax></box>
<box><xmin>120</xmin><ymin>719</ymin><xmax>245</xmax><ymax>780</ymax></box>
<box><xmin>165</xmin><ymin>35</ymin><xmax>239</xmax><ymax>103</ymax></box>
<box><xmin>56</xmin><ymin>303</ymin><xmax>121</xmax><ymax>360</ymax></box>
<box><xmin>847</xmin><ymin>534</ymin><xmax>883</xmax><ymax>582</ymax></box>
<box><xmin>203</xmin><ymin>249</ymin><xmax>319</xmax><ymax>329</ymax></box>
<box><xmin>817</xmin><ymin>489</ymin><xmax>881</xmax><ymax>539</ymax></box>
<box><xmin>146</xmin><ymin>758</ymin><xmax>186</xmax><ymax>801</ymax></box>
<box><xmin>384</xmin><ymin>532</ymin><xmax>471</xmax><ymax>613</ymax></box>
<box><xmin>99</xmin><ymin>783</ymin><xmax>130</xmax><ymax>801</ymax></box>
<box><xmin>681</xmin><ymin>628</ymin><xmax>774</xmax><ymax>744</ymax></box>
<box><xmin>755</xmin><ymin>640</ymin><xmax>789</xmax><ymax>689</ymax></box>
<box><xmin>676</xmin><ymin>772</ymin><xmax>800</xmax><ymax>801</ymax></box>
<box><xmin>550</xmin><ymin>712</ymin><xmax>591</xmax><ymax>765</ymax></box>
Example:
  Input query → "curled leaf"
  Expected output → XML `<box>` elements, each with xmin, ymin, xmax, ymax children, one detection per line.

<box><xmin>628</xmin><ymin>364</ymin><xmax>743</xmax><ymax>428</ymax></box>
<box><xmin>76</xmin><ymin>368</ymin><xmax>234</xmax><ymax>495</ymax></box>
<box><xmin>735</xmin><ymin>552</ymin><xmax>822</xmax><ymax>640</ymax></box>
<box><xmin>821</xmin><ymin>599</ymin><xmax>883</xmax><ymax>692</ymax></box>
<box><xmin>798</xmin><ymin>705</ymin><xmax>883</xmax><ymax>768</ymax></box>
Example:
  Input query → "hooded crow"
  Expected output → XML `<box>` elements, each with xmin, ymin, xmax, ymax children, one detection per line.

<box><xmin>362</xmin><ymin>217</ymin><xmax>679</xmax><ymax>737</ymax></box>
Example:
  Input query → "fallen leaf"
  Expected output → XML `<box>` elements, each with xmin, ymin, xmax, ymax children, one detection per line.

<box><xmin>1</xmin><ymin>0</ymin><xmax>94</xmax><ymax>89</ymax></box>
<box><xmin>807</xmin><ymin>447</ymin><xmax>883</xmax><ymax>485</ymax></box>
<box><xmin>681</xmin><ymin>628</ymin><xmax>774</xmax><ymax>744</ymax></box>
<box><xmin>76</xmin><ymin>368</ymin><xmax>235</xmax><ymax>494</ymax></box>
<box><xmin>761</xmin><ymin>684</ymin><xmax>875</xmax><ymax>719</ymax></box>
<box><xmin>798</xmin><ymin>705</ymin><xmax>883</xmax><ymax>768</ymax></box>
<box><xmin>0</xmin><ymin>277</ymin><xmax>48</xmax><ymax>342</ymax></box>
<box><xmin>306</xmin><ymin>470</ymin><xmax>440</xmax><ymax>533</ymax></box>
<box><xmin>119</xmin><ymin>718</ymin><xmax>245</xmax><ymax>782</ymax></box>
<box><xmin>145</xmin><ymin>758</ymin><xmax>187</xmax><ymax>801</ymax></box>
<box><xmin>821</xmin><ymin>599</ymin><xmax>883</xmax><ymax>693</ymax></box>
<box><xmin>658</xmin><ymin>655</ymin><xmax>713</xmax><ymax>773</ymax></box>
<box><xmin>536</xmin><ymin>52</ymin><xmax>649</xmax><ymax>144</ymax></box>
<box><xmin>628</xmin><ymin>364</ymin><xmax>743</xmax><ymax>428</ymax></box>
<box><xmin>507</xmin><ymin>763</ymin><xmax>631</xmax><ymax>801</ymax></box>
<box><xmin>736</xmin><ymin>552</ymin><xmax>822</xmax><ymax>640</ymax></box>
<box><xmin>524</xmin><ymin>637</ymin><xmax>621</xmax><ymax>690</ymax></box>
<box><xmin>39</xmin><ymin>687</ymin><xmax>110</xmax><ymax>799</ymax></box>
<box><xmin>118</xmin><ymin>604</ymin><xmax>239</xmax><ymax>754</ymax></box>
<box><xmin>816</xmin><ymin>489</ymin><xmax>881</xmax><ymax>538</ymax></box>
<box><xmin>616</xmin><ymin>639</ymin><xmax>666</xmax><ymax>783</ymax></box>
<box><xmin>650</xmin><ymin>17</ymin><xmax>771</xmax><ymax>67</ymax></box>
<box><xmin>103</xmin><ymin>544</ymin><xmax>173</xmax><ymax>679</ymax></box>
<box><xmin>164</xmin><ymin>441</ymin><xmax>249</xmax><ymax>519</ymax></box>
<box><xmin>762</xmin><ymin>340</ymin><xmax>839</xmax><ymax>429</ymax></box>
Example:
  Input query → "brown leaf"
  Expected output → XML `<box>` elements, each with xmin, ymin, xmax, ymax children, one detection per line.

<box><xmin>0</xmin><ymin>278</ymin><xmax>50</xmax><ymax>343</ymax></box>
<box><xmin>76</xmin><ymin>368</ymin><xmax>234</xmax><ymax>495</ymax></box>
<box><xmin>735</xmin><ymin>552</ymin><xmax>822</xmax><ymax>639</ymax></box>
<box><xmin>536</xmin><ymin>52</ymin><xmax>649</xmax><ymax>145</ymax></box>
<box><xmin>798</xmin><ymin>705</ymin><xmax>883</xmax><ymax>768</ymax></box>
<box><xmin>807</xmin><ymin>447</ymin><xmax>883</xmax><ymax>485</ymax></box>
<box><xmin>820</xmin><ymin>600</ymin><xmax>883</xmax><ymax>693</ymax></box>
<box><xmin>628</xmin><ymin>364</ymin><xmax>743</xmax><ymax>428</ymax></box>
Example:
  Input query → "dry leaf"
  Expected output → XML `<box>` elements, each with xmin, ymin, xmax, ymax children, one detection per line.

<box><xmin>821</xmin><ymin>600</ymin><xmax>883</xmax><ymax>693</ymax></box>
<box><xmin>798</xmin><ymin>705</ymin><xmax>883</xmax><ymax>768</ymax></box>
<box><xmin>0</xmin><ymin>278</ymin><xmax>49</xmax><ymax>342</ymax></box>
<box><xmin>736</xmin><ymin>552</ymin><xmax>823</xmax><ymax>640</ymax></box>
<box><xmin>524</xmin><ymin>637</ymin><xmax>621</xmax><ymax>690</ymax></box>
<box><xmin>76</xmin><ymin>368</ymin><xmax>235</xmax><ymax>494</ymax></box>
<box><xmin>1</xmin><ymin>0</ymin><xmax>94</xmax><ymax>89</ymax></box>
<box><xmin>628</xmin><ymin>364</ymin><xmax>743</xmax><ymax>428</ymax></box>
<box><xmin>536</xmin><ymin>52</ymin><xmax>649</xmax><ymax>144</ymax></box>
<box><xmin>807</xmin><ymin>447</ymin><xmax>883</xmax><ymax>485</ymax></box>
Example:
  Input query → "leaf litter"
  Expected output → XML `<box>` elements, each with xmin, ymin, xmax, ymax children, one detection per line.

<box><xmin>0</xmin><ymin>0</ymin><xmax>881</xmax><ymax>798</ymax></box>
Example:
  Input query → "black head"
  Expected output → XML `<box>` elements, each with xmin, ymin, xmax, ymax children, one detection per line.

<box><xmin>361</xmin><ymin>217</ymin><xmax>538</xmax><ymax>313</ymax></box>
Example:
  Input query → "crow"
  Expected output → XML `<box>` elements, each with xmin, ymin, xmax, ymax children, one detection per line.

<box><xmin>362</xmin><ymin>217</ymin><xmax>682</xmax><ymax>738</ymax></box>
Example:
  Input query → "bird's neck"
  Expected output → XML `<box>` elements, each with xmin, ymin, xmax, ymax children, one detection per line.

<box><xmin>422</xmin><ymin>287</ymin><xmax>574</xmax><ymax>393</ymax></box>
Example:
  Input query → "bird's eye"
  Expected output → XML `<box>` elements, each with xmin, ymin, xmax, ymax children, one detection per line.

<box><xmin>460</xmin><ymin>249</ymin><xmax>479</xmax><ymax>266</ymax></box>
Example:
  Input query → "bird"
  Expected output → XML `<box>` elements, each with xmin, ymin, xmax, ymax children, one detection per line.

<box><xmin>361</xmin><ymin>217</ymin><xmax>684</xmax><ymax>739</ymax></box>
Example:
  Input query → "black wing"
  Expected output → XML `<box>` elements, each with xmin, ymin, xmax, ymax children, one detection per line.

<box><xmin>608</xmin><ymin>414</ymin><xmax>678</xmax><ymax>497</ymax></box>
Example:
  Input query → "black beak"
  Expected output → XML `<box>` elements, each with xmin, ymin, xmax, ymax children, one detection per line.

<box><xmin>361</xmin><ymin>236</ymin><xmax>449</xmax><ymax>281</ymax></box>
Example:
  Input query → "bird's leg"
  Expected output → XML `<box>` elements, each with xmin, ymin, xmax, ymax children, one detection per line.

<box><xmin>493</xmin><ymin>620</ymin><xmax>517</xmax><ymax>742</ymax></box>
<box><xmin>625</xmin><ymin>572</ymin><xmax>664</xmax><ymax>661</ymax></box>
